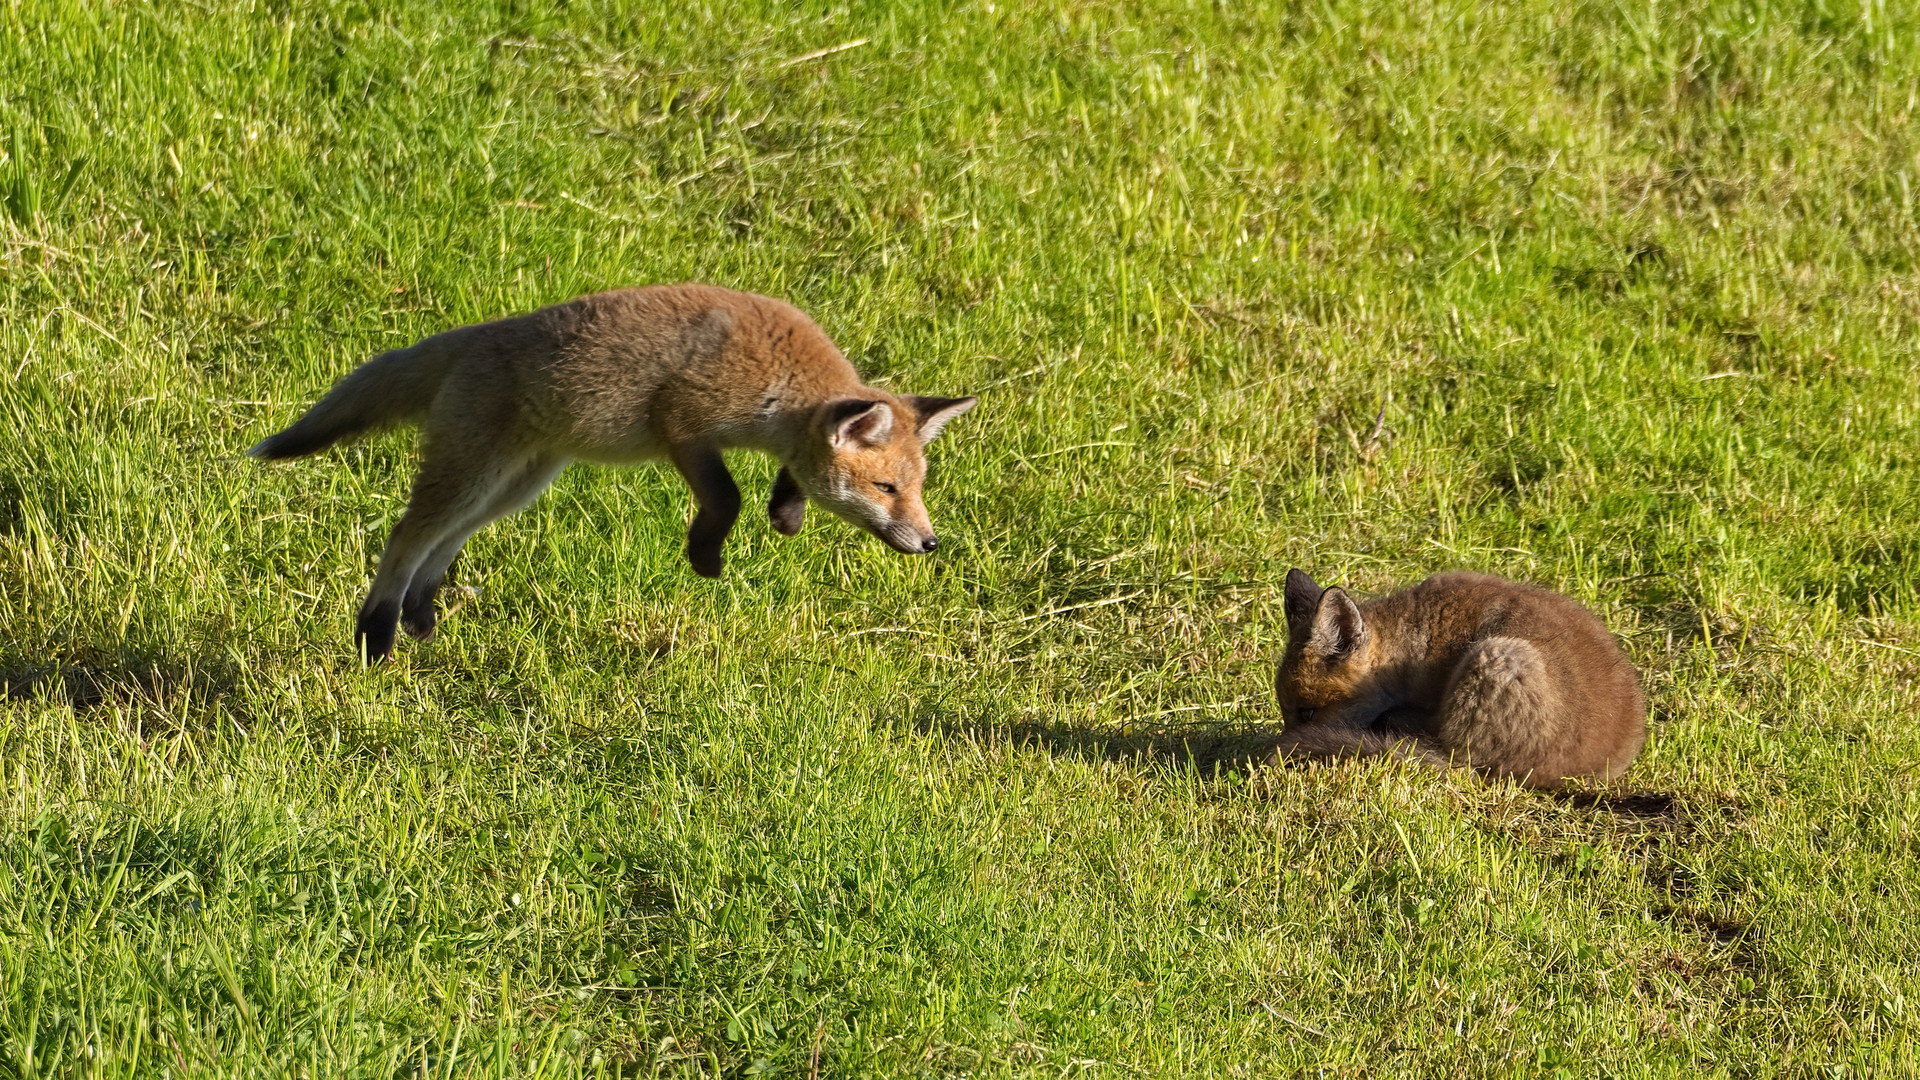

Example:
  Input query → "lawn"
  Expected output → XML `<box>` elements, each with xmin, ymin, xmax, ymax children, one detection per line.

<box><xmin>2</xmin><ymin>0</ymin><xmax>1918</xmax><ymax>1075</ymax></box>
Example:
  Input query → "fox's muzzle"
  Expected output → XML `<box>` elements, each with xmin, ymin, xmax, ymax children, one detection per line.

<box><xmin>872</xmin><ymin>523</ymin><xmax>938</xmax><ymax>554</ymax></box>
<box><xmin>811</xmin><ymin>485</ymin><xmax>939</xmax><ymax>555</ymax></box>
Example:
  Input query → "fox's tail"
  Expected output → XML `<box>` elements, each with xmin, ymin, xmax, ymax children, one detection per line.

<box><xmin>247</xmin><ymin>331</ymin><xmax>464</xmax><ymax>460</ymax></box>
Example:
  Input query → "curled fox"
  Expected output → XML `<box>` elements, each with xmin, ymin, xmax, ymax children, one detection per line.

<box><xmin>250</xmin><ymin>284</ymin><xmax>977</xmax><ymax>662</ymax></box>
<box><xmin>1271</xmin><ymin>569</ymin><xmax>1646</xmax><ymax>786</ymax></box>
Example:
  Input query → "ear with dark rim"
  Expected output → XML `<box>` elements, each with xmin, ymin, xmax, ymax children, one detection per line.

<box><xmin>1283</xmin><ymin>568</ymin><xmax>1323</xmax><ymax>638</ymax></box>
<box><xmin>825</xmin><ymin>399</ymin><xmax>894</xmax><ymax>448</ymax></box>
<box><xmin>904</xmin><ymin>395</ymin><xmax>977</xmax><ymax>443</ymax></box>
<box><xmin>1308</xmin><ymin>587</ymin><xmax>1367</xmax><ymax>657</ymax></box>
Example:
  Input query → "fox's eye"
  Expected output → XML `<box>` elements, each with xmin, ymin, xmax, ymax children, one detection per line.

<box><xmin>875</xmin><ymin>482</ymin><xmax>897</xmax><ymax>495</ymax></box>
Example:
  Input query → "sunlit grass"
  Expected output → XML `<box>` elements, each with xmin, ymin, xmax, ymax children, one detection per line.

<box><xmin>1</xmin><ymin>0</ymin><xmax>1917</xmax><ymax>1075</ymax></box>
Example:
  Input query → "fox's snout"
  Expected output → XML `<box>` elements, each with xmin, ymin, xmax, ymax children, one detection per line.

<box><xmin>830</xmin><ymin>489</ymin><xmax>938</xmax><ymax>554</ymax></box>
<box><xmin>798</xmin><ymin>476</ymin><xmax>942</xmax><ymax>555</ymax></box>
<box><xmin>872</xmin><ymin>521</ymin><xmax>939</xmax><ymax>554</ymax></box>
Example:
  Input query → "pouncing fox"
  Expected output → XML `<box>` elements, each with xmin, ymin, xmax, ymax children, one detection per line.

<box><xmin>1270</xmin><ymin>569</ymin><xmax>1646</xmax><ymax>786</ymax></box>
<box><xmin>249</xmin><ymin>284</ymin><xmax>977</xmax><ymax>662</ymax></box>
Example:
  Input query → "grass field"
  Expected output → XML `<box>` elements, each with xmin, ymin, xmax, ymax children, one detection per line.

<box><xmin>2</xmin><ymin>0</ymin><xmax>1919</xmax><ymax>1075</ymax></box>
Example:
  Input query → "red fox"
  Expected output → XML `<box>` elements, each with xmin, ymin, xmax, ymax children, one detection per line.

<box><xmin>1270</xmin><ymin>569</ymin><xmax>1646</xmax><ymax>786</ymax></box>
<box><xmin>249</xmin><ymin>284</ymin><xmax>977</xmax><ymax>662</ymax></box>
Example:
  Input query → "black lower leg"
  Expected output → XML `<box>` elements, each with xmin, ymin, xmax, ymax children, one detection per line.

<box><xmin>688</xmin><ymin>502</ymin><xmax>741</xmax><ymax>577</ymax></box>
<box><xmin>675</xmin><ymin>446</ymin><xmax>741</xmax><ymax>578</ymax></box>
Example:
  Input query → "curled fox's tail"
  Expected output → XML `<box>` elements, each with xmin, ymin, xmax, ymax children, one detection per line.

<box><xmin>247</xmin><ymin>331</ymin><xmax>463</xmax><ymax>460</ymax></box>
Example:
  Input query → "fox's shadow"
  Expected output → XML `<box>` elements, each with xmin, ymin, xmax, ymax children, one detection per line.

<box><xmin>914</xmin><ymin>715</ymin><xmax>1687</xmax><ymax>821</ymax></box>
<box><xmin>914</xmin><ymin>714</ymin><xmax>1286</xmax><ymax>776</ymax></box>
<box><xmin>1</xmin><ymin>648</ymin><xmax>245</xmax><ymax>725</ymax></box>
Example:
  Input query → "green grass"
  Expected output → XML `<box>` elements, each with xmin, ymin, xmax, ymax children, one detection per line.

<box><xmin>1</xmin><ymin>0</ymin><xmax>1918</xmax><ymax>1075</ymax></box>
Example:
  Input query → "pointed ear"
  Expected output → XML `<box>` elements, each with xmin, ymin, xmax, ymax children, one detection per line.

<box><xmin>904</xmin><ymin>395</ymin><xmax>977</xmax><ymax>443</ymax></box>
<box><xmin>1308</xmin><ymin>587</ymin><xmax>1367</xmax><ymax>657</ymax></box>
<box><xmin>1283</xmin><ymin>568</ymin><xmax>1323</xmax><ymax>638</ymax></box>
<box><xmin>826</xmin><ymin>400</ymin><xmax>894</xmax><ymax>448</ymax></box>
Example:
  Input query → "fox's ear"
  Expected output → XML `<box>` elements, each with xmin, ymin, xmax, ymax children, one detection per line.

<box><xmin>827</xmin><ymin>399</ymin><xmax>894</xmax><ymax>448</ymax></box>
<box><xmin>905</xmin><ymin>395</ymin><xmax>977</xmax><ymax>443</ymax></box>
<box><xmin>1283</xmin><ymin>568</ymin><xmax>1323</xmax><ymax>637</ymax></box>
<box><xmin>1308</xmin><ymin>587</ymin><xmax>1367</xmax><ymax>657</ymax></box>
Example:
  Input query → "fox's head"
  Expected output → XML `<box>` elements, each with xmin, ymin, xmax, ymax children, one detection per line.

<box><xmin>780</xmin><ymin>394</ymin><xmax>977</xmax><ymax>554</ymax></box>
<box><xmin>1274</xmin><ymin>568</ymin><xmax>1376</xmax><ymax>727</ymax></box>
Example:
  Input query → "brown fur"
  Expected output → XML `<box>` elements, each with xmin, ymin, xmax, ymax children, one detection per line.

<box><xmin>250</xmin><ymin>284</ymin><xmax>977</xmax><ymax>662</ymax></box>
<box><xmin>1270</xmin><ymin>569</ymin><xmax>1646</xmax><ymax>787</ymax></box>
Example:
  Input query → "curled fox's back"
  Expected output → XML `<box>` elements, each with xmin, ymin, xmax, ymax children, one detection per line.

<box><xmin>1396</xmin><ymin>572</ymin><xmax>1644</xmax><ymax>781</ymax></box>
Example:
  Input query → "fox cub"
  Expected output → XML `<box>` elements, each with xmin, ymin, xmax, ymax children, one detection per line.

<box><xmin>250</xmin><ymin>284</ymin><xmax>977</xmax><ymax>662</ymax></box>
<box><xmin>1271</xmin><ymin>569</ymin><xmax>1645</xmax><ymax>786</ymax></box>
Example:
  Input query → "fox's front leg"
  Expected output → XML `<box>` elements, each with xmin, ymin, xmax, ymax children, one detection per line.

<box><xmin>1271</xmin><ymin>693</ymin><xmax>1444</xmax><ymax>767</ymax></box>
<box><xmin>1295</xmin><ymin>697</ymin><xmax>1392</xmax><ymax>733</ymax></box>
<box><xmin>670</xmin><ymin>444</ymin><xmax>741</xmax><ymax>578</ymax></box>
<box><xmin>768</xmin><ymin>467</ymin><xmax>806</xmax><ymax>537</ymax></box>
<box><xmin>1269</xmin><ymin>722</ymin><xmax>1448</xmax><ymax>768</ymax></box>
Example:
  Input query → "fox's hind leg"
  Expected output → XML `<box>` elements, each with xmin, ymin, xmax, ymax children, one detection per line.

<box><xmin>669</xmin><ymin>443</ymin><xmax>741</xmax><ymax>579</ymax></box>
<box><xmin>1434</xmin><ymin>637</ymin><xmax>1560</xmax><ymax>784</ymax></box>
<box><xmin>399</xmin><ymin>454</ymin><xmax>567</xmax><ymax>642</ymax></box>
<box><xmin>357</xmin><ymin>440</ymin><xmax>528</xmax><ymax>662</ymax></box>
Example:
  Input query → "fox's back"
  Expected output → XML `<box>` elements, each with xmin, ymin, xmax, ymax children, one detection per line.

<box><xmin>465</xmin><ymin>284</ymin><xmax>864</xmax><ymax>458</ymax></box>
<box><xmin>1407</xmin><ymin>571</ymin><xmax>1636</xmax><ymax>684</ymax></box>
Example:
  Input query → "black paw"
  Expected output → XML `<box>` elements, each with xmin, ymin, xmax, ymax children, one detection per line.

<box><xmin>400</xmin><ymin>582</ymin><xmax>440</xmax><ymax>641</ymax></box>
<box><xmin>769</xmin><ymin>499</ymin><xmax>805</xmax><ymax>537</ymax></box>
<box><xmin>400</xmin><ymin>602</ymin><xmax>437</xmax><ymax>642</ymax></box>
<box><xmin>688</xmin><ymin>549</ymin><xmax>724</xmax><ymax>579</ymax></box>
<box><xmin>356</xmin><ymin>599</ymin><xmax>401</xmax><ymax>663</ymax></box>
<box><xmin>768</xmin><ymin>468</ymin><xmax>806</xmax><ymax>536</ymax></box>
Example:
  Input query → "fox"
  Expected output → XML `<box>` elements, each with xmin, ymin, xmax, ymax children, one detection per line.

<box><xmin>1269</xmin><ymin>569</ymin><xmax>1646</xmax><ymax>787</ymax></box>
<box><xmin>249</xmin><ymin>283</ymin><xmax>977</xmax><ymax>662</ymax></box>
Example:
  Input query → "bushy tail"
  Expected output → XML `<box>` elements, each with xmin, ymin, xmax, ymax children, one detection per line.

<box><xmin>247</xmin><ymin>332</ymin><xmax>462</xmax><ymax>460</ymax></box>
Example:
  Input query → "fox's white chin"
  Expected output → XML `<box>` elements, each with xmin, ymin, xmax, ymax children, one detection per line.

<box><xmin>825</xmin><ymin>507</ymin><xmax>933</xmax><ymax>554</ymax></box>
<box><xmin>873</xmin><ymin>527</ymin><xmax>933</xmax><ymax>554</ymax></box>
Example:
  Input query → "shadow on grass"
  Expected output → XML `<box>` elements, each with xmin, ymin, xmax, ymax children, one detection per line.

<box><xmin>917</xmin><ymin>714</ymin><xmax>1288</xmax><ymax>776</ymax></box>
<box><xmin>920</xmin><ymin>715</ymin><xmax>1696</xmax><ymax>822</ymax></box>
<box><xmin>1548</xmin><ymin>789</ymin><xmax>1682</xmax><ymax>820</ymax></box>
<box><xmin>0</xmin><ymin>646</ymin><xmax>245</xmax><ymax>726</ymax></box>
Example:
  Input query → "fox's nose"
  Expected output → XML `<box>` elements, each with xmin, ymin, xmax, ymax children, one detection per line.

<box><xmin>919</xmin><ymin>536</ymin><xmax>938</xmax><ymax>553</ymax></box>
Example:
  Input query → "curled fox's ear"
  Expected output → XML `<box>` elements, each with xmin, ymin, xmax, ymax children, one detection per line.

<box><xmin>1283</xmin><ymin>568</ymin><xmax>1323</xmax><ymax>637</ymax></box>
<box><xmin>904</xmin><ymin>395</ymin><xmax>977</xmax><ymax>443</ymax></box>
<box><xmin>1308</xmin><ymin>587</ymin><xmax>1367</xmax><ymax>657</ymax></box>
<box><xmin>826</xmin><ymin>399</ymin><xmax>894</xmax><ymax>448</ymax></box>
